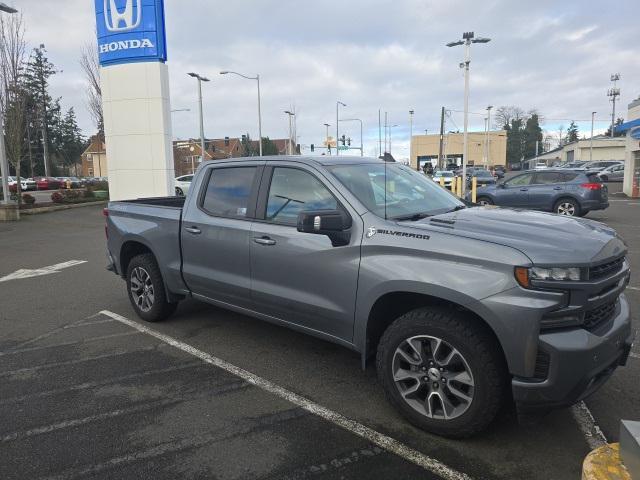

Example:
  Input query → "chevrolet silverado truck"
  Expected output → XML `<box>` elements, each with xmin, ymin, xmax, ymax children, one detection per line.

<box><xmin>105</xmin><ymin>156</ymin><xmax>633</xmax><ymax>438</ymax></box>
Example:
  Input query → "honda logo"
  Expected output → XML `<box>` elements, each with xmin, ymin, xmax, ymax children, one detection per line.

<box><xmin>104</xmin><ymin>0</ymin><xmax>141</xmax><ymax>32</ymax></box>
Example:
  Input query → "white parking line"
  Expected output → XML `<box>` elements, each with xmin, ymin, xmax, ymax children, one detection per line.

<box><xmin>99</xmin><ymin>310</ymin><xmax>473</xmax><ymax>480</ymax></box>
<box><xmin>571</xmin><ymin>402</ymin><xmax>608</xmax><ymax>450</ymax></box>
<box><xmin>627</xmin><ymin>286</ymin><xmax>640</xmax><ymax>291</ymax></box>
<box><xmin>0</xmin><ymin>260</ymin><xmax>87</xmax><ymax>283</ymax></box>
<box><xmin>630</xmin><ymin>352</ymin><xmax>639</xmax><ymax>360</ymax></box>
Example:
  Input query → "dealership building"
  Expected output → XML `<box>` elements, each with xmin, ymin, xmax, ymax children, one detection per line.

<box><xmin>617</xmin><ymin>96</ymin><xmax>640</xmax><ymax>198</ymax></box>
<box><xmin>410</xmin><ymin>131</ymin><xmax>507</xmax><ymax>170</ymax></box>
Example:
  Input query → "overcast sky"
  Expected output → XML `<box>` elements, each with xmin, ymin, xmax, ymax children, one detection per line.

<box><xmin>11</xmin><ymin>0</ymin><xmax>639</xmax><ymax>159</ymax></box>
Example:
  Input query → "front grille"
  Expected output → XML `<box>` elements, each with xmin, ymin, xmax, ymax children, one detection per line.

<box><xmin>589</xmin><ymin>257</ymin><xmax>625</xmax><ymax>280</ymax></box>
<box><xmin>533</xmin><ymin>349</ymin><xmax>550</xmax><ymax>381</ymax></box>
<box><xmin>583</xmin><ymin>301</ymin><xmax>617</xmax><ymax>331</ymax></box>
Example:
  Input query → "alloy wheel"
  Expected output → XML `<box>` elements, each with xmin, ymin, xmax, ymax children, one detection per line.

<box><xmin>392</xmin><ymin>335</ymin><xmax>475</xmax><ymax>420</ymax></box>
<box><xmin>130</xmin><ymin>267</ymin><xmax>155</xmax><ymax>312</ymax></box>
<box><xmin>557</xmin><ymin>202</ymin><xmax>576</xmax><ymax>216</ymax></box>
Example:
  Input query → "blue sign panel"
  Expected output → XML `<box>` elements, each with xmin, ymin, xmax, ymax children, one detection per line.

<box><xmin>95</xmin><ymin>0</ymin><xmax>167</xmax><ymax>66</ymax></box>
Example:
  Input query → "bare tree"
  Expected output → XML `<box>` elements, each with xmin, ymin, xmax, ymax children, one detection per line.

<box><xmin>0</xmin><ymin>13</ymin><xmax>27</xmax><ymax>204</ymax></box>
<box><xmin>494</xmin><ymin>106</ymin><xmax>525</xmax><ymax>129</ymax></box>
<box><xmin>79</xmin><ymin>43</ymin><xmax>103</xmax><ymax>136</ymax></box>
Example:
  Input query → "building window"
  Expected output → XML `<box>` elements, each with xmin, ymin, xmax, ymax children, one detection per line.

<box><xmin>88</xmin><ymin>168</ymin><xmax>93</xmax><ymax>176</ymax></box>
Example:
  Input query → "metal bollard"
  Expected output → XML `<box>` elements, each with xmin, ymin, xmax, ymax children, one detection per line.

<box><xmin>439</xmin><ymin>177</ymin><xmax>445</xmax><ymax>188</ymax></box>
<box><xmin>451</xmin><ymin>177</ymin><xmax>457</xmax><ymax>196</ymax></box>
<box><xmin>456</xmin><ymin>177</ymin><xmax>462</xmax><ymax>197</ymax></box>
<box><xmin>472</xmin><ymin>177</ymin><xmax>477</xmax><ymax>203</ymax></box>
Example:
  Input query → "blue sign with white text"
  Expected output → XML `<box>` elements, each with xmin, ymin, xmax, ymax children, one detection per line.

<box><xmin>95</xmin><ymin>0</ymin><xmax>167</xmax><ymax>66</ymax></box>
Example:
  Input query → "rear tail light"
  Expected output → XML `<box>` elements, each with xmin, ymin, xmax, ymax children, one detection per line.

<box><xmin>580</xmin><ymin>182</ymin><xmax>602</xmax><ymax>190</ymax></box>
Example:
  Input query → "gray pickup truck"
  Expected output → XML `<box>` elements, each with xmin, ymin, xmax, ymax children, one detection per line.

<box><xmin>105</xmin><ymin>156</ymin><xmax>633</xmax><ymax>438</ymax></box>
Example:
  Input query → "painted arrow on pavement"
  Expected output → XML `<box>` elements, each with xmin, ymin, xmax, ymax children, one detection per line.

<box><xmin>0</xmin><ymin>260</ymin><xmax>88</xmax><ymax>283</ymax></box>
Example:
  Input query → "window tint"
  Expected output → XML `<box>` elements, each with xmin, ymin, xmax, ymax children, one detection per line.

<box><xmin>534</xmin><ymin>172</ymin><xmax>563</xmax><ymax>184</ymax></box>
<box><xmin>562</xmin><ymin>172</ymin><xmax>579</xmax><ymax>182</ymax></box>
<box><xmin>201</xmin><ymin>167</ymin><xmax>256</xmax><ymax>217</ymax></box>
<box><xmin>266</xmin><ymin>168</ymin><xmax>338</xmax><ymax>225</ymax></box>
<box><xmin>506</xmin><ymin>173</ymin><xmax>533</xmax><ymax>186</ymax></box>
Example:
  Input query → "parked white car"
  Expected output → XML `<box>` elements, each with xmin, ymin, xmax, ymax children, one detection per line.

<box><xmin>174</xmin><ymin>174</ymin><xmax>193</xmax><ymax>196</ymax></box>
<box><xmin>7</xmin><ymin>176</ymin><xmax>37</xmax><ymax>191</ymax></box>
<box><xmin>431</xmin><ymin>170</ymin><xmax>454</xmax><ymax>187</ymax></box>
<box><xmin>534</xmin><ymin>162</ymin><xmax>548</xmax><ymax>170</ymax></box>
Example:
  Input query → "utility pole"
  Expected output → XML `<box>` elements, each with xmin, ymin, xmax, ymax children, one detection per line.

<box><xmin>336</xmin><ymin>101</ymin><xmax>346</xmax><ymax>156</ymax></box>
<box><xmin>446</xmin><ymin>32</ymin><xmax>491</xmax><ymax>194</ymax></box>
<box><xmin>438</xmin><ymin>106</ymin><xmax>445</xmax><ymax>170</ymax></box>
<box><xmin>384</xmin><ymin>112</ymin><xmax>388</xmax><ymax>154</ymax></box>
<box><xmin>409</xmin><ymin>110</ymin><xmax>414</xmax><ymax>169</ymax></box>
<box><xmin>1</xmin><ymin>4</ymin><xmax>17</xmax><ymax>203</ymax></box>
<box><xmin>324</xmin><ymin>123</ymin><xmax>331</xmax><ymax>154</ymax></box>
<box><xmin>187</xmin><ymin>72</ymin><xmax>210</xmax><ymax>162</ymax></box>
<box><xmin>486</xmin><ymin>105</ymin><xmax>492</xmax><ymax>167</ymax></box>
<box><xmin>285</xmin><ymin>111</ymin><xmax>295</xmax><ymax>154</ymax></box>
<box><xmin>590</xmin><ymin>111</ymin><xmax>596</xmax><ymax>161</ymax></box>
<box><xmin>607</xmin><ymin>74</ymin><xmax>621</xmax><ymax>138</ymax></box>
<box><xmin>378</xmin><ymin>109</ymin><xmax>382</xmax><ymax>157</ymax></box>
<box><xmin>483</xmin><ymin>118</ymin><xmax>488</xmax><ymax>168</ymax></box>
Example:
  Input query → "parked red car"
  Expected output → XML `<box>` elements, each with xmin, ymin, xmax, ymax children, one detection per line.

<box><xmin>35</xmin><ymin>177</ymin><xmax>63</xmax><ymax>191</ymax></box>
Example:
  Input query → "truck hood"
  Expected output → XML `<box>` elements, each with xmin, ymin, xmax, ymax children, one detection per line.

<box><xmin>403</xmin><ymin>206</ymin><xmax>626</xmax><ymax>265</ymax></box>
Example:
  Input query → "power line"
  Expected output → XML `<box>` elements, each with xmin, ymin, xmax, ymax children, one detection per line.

<box><xmin>446</xmin><ymin>109</ymin><xmax>613</xmax><ymax>122</ymax></box>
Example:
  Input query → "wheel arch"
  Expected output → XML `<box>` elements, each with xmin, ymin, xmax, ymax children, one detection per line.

<box><xmin>552</xmin><ymin>195</ymin><xmax>582</xmax><ymax>214</ymax></box>
<box><xmin>361</xmin><ymin>291</ymin><xmax>508</xmax><ymax>372</ymax></box>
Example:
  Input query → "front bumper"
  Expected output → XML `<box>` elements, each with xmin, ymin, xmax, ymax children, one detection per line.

<box><xmin>512</xmin><ymin>294</ymin><xmax>633</xmax><ymax>410</ymax></box>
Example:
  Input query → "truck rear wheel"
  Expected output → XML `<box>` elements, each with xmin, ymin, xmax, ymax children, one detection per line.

<box><xmin>376</xmin><ymin>307</ymin><xmax>506</xmax><ymax>438</ymax></box>
<box><xmin>126</xmin><ymin>253</ymin><xmax>177</xmax><ymax>322</ymax></box>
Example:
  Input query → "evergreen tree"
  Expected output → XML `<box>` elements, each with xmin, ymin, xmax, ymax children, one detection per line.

<box><xmin>524</xmin><ymin>114</ymin><xmax>543</xmax><ymax>159</ymax></box>
<box><xmin>566</xmin><ymin>121</ymin><xmax>579</xmax><ymax>143</ymax></box>
<box><xmin>261</xmin><ymin>137</ymin><xmax>279</xmax><ymax>156</ymax></box>
<box><xmin>604</xmin><ymin>118</ymin><xmax>625</xmax><ymax>137</ymax></box>
<box><xmin>22</xmin><ymin>45</ymin><xmax>59</xmax><ymax>175</ymax></box>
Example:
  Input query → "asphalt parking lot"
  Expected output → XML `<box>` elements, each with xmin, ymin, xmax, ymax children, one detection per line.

<box><xmin>1</xmin><ymin>196</ymin><xmax>638</xmax><ymax>480</ymax></box>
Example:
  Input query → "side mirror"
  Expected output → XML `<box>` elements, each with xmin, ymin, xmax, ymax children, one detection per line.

<box><xmin>297</xmin><ymin>210</ymin><xmax>352</xmax><ymax>246</ymax></box>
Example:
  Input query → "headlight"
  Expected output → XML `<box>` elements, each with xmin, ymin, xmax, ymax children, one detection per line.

<box><xmin>515</xmin><ymin>266</ymin><xmax>583</xmax><ymax>288</ymax></box>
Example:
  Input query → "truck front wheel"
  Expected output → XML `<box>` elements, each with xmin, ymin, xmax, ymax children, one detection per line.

<box><xmin>376</xmin><ymin>307</ymin><xmax>506</xmax><ymax>438</ymax></box>
<box><xmin>126</xmin><ymin>253</ymin><xmax>177</xmax><ymax>322</ymax></box>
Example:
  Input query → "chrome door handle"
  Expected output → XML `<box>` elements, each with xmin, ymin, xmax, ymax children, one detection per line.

<box><xmin>253</xmin><ymin>236</ymin><xmax>276</xmax><ymax>246</ymax></box>
<box><xmin>519</xmin><ymin>188</ymin><xmax>528</xmax><ymax>191</ymax></box>
<box><xmin>184</xmin><ymin>226</ymin><xmax>201</xmax><ymax>234</ymax></box>
<box><xmin>553</xmin><ymin>186</ymin><xmax>562</xmax><ymax>190</ymax></box>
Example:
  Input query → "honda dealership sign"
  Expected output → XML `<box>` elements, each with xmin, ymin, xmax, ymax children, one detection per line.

<box><xmin>93</xmin><ymin>0</ymin><xmax>174</xmax><ymax>201</ymax></box>
<box><xmin>95</xmin><ymin>0</ymin><xmax>167</xmax><ymax>66</ymax></box>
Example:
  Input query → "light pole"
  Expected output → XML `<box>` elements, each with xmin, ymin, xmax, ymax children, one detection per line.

<box><xmin>486</xmin><ymin>105</ymin><xmax>492</xmax><ymax>168</ymax></box>
<box><xmin>0</xmin><ymin>2</ymin><xmax>17</xmax><ymax>205</ymax></box>
<box><xmin>388</xmin><ymin>125</ymin><xmax>398</xmax><ymax>156</ymax></box>
<box><xmin>220</xmin><ymin>71</ymin><xmax>262</xmax><ymax>156</ymax></box>
<box><xmin>187</xmin><ymin>72</ymin><xmax>210</xmax><ymax>163</ymax></box>
<box><xmin>607</xmin><ymin>74</ymin><xmax>620</xmax><ymax>138</ymax></box>
<box><xmin>284</xmin><ymin>111</ymin><xmax>295</xmax><ymax>155</ymax></box>
<box><xmin>447</xmin><ymin>32</ymin><xmax>491</xmax><ymax>194</ymax></box>
<box><xmin>409</xmin><ymin>110</ymin><xmax>414</xmax><ymax>168</ymax></box>
<box><xmin>339</xmin><ymin>119</ymin><xmax>363</xmax><ymax>156</ymax></box>
<box><xmin>336</xmin><ymin>101</ymin><xmax>346</xmax><ymax>156</ymax></box>
<box><xmin>590</xmin><ymin>111</ymin><xmax>596</xmax><ymax>162</ymax></box>
<box><xmin>323</xmin><ymin>123</ymin><xmax>331</xmax><ymax>154</ymax></box>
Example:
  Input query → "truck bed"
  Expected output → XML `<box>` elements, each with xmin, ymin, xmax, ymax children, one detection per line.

<box><xmin>118</xmin><ymin>196</ymin><xmax>186</xmax><ymax>208</ymax></box>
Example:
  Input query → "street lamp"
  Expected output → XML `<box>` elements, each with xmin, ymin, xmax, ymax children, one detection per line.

<box><xmin>409</xmin><ymin>110</ymin><xmax>414</xmax><ymax>168</ymax></box>
<box><xmin>284</xmin><ymin>111</ymin><xmax>295</xmax><ymax>155</ymax></box>
<box><xmin>388</xmin><ymin>125</ymin><xmax>398</xmax><ymax>156</ymax></box>
<box><xmin>590</xmin><ymin>111</ymin><xmax>596</xmax><ymax>162</ymax></box>
<box><xmin>336</xmin><ymin>101</ymin><xmax>346</xmax><ymax>156</ymax></box>
<box><xmin>220</xmin><ymin>71</ymin><xmax>262</xmax><ymax>156</ymax></box>
<box><xmin>323</xmin><ymin>123</ymin><xmax>331</xmax><ymax>154</ymax></box>
<box><xmin>339</xmin><ymin>119</ymin><xmax>363</xmax><ymax>157</ymax></box>
<box><xmin>0</xmin><ymin>2</ymin><xmax>17</xmax><ymax>205</ymax></box>
<box><xmin>447</xmin><ymin>31</ymin><xmax>491</xmax><ymax>194</ymax></box>
<box><xmin>485</xmin><ymin>105</ymin><xmax>493</xmax><ymax>168</ymax></box>
<box><xmin>187</xmin><ymin>72</ymin><xmax>210</xmax><ymax>163</ymax></box>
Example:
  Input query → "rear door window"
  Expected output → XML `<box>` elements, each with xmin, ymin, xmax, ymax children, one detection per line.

<box><xmin>201</xmin><ymin>167</ymin><xmax>257</xmax><ymax>218</ymax></box>
<box><xmin>562</xmin><ymin>172</ymin><xmax>579</xmax><ymax>182</ymax></box>
<box><xmin>506</xmin><ymin>173</ymin><xmax>533</xmax><ymax>186</ymax></box>
<box><xmin>533</xmin><ymin>172</ymin><xmax>563</xmax><ymax>184</ymax></box>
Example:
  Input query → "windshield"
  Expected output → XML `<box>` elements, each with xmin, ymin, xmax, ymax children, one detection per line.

<box><xmin>436</xmin><ymin>171</ymin><xmax>453</xmax><ymax>177</ymax></box>
<box><xmin>474</xmin><ymin>170</ymin><xmax>493</xmax><ymax>177</ymax></box>
<box><xmin>329</xmin><ymin>163</ymin><xmax>464</xmax><ymax>220</ymax></box>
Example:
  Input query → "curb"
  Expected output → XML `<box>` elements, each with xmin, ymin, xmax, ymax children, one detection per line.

<box><xmin>19</xmin><ymin>201</ymin><xmax>108</xmax><ymax>215</ymax></box>
<box><xmin>582</xmin><ymin>443</ymin><xmax>631</xmax><ymax>480</ymax></box>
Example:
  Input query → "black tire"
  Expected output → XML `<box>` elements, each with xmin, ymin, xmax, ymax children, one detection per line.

<box><xmin>175</xmin><ymin>187</ymin><xmax>184</xmax><ymax>196</ymax></box>
<box><xmin>553</xmin><ymin>197</ymin><xmax>581</xmax><ymax>217</ymax></box>
<box><xmin>126</xmin><ymin>253</ymin><xmax>177</xmax><ymax>322</ymax></box>
<box><xmin>476</xmin><ymin>196</ymin><xmax>493</xmax><ymax>206</ymax></box>
<box><xmin>376</xmin><ymin>307</ymin><xmax>506</xmax><ymax>438</ymax></box>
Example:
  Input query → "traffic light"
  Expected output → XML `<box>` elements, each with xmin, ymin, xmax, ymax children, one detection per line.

<box><xmin>224</xmin><ymin>136</ymin><xmax>229</xmax><ymax>146</ymax></box>
<box><xmin>310</xmin><ymin>144</ymin><xmax>315</xmax><ymax>152</ymax></box>
<box><xmin>347</xmin><ymin>137</ymin><xmax>351</xmax><ymax>146</ymax></box>
<box><xmin>341</xmin><ymin>135</ymin><xmax>346</xmax><ymax>145</ymax></box>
